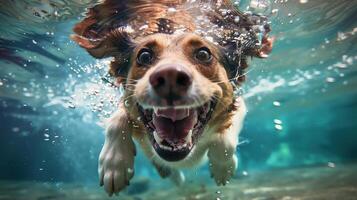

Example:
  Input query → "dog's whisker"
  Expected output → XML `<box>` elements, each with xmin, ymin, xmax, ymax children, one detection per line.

<box><xmin>125</xmin><ymin>80</ymin><xmax>139</xmax><ymax>84</ymax></box>
<box><xmin>123</xmin><ymin>94</ymin><xmax>135</xmax><ymax>102</ymax></box>
<box><xmin>124</xmin><ymin>84</ymin><xmax>137</xmax><ymax>88</ymax></box>
<box><xmin>213</xmin><ymin>67</ymin><xmax>255</xmax><ymax>85</ymax></box>
<box><xmin>123</xmin><ymin>84</ymin><xmax>137</xmax><ymax>89</ymax></box>
<box><xmin>122</xmin><ymin>87</ymin><xmax>135</xmax><ymax>92</ymax></box>
<box><xmin>192</xmin><ymin>96</ymin><xmax>201</xmax><ymax>107</ymax></box>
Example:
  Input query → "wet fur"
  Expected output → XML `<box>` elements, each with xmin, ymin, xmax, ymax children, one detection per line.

<box><xmin>72</xmin><ymin>0</ymin><xmax>272</xmax><ymax>196</ymax></box>
<box><xmin>97</xmin><ymin>32</ymin><xmax>246</xmax><ymax>196</ymax></box>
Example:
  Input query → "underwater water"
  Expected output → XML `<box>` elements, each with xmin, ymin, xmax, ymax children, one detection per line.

<box><xmin>0</xmin><ymin>0</ymin><xmax>357</xmax><ymax>199</ymax></box>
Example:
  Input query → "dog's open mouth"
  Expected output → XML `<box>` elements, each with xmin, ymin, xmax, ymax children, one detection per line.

<box><xmin>138</xmin><ymin>101</ymin><xmax>216</xmax><ymax>162</ymax></box>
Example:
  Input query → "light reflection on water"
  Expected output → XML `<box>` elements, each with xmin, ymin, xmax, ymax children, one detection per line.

<box><xmin>0</xmin><ymin>0</ymin><xmax>356</xmax><ymax>184</ymax></box>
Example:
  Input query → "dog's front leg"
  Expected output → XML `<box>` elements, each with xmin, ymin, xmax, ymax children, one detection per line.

<box><xmin>208</xmin><ymin>98</ymin><xmax>246</xmax><ymax>185</ymax></box>
<box><xmin>208</xmin><ymin>134</ymin><xmax>238</xmax><ymax>186</ymax></box>
<box><xmin>98</xmin><ymin>106</ymin><xmax>136</xmax><ymax>196</ymax></box>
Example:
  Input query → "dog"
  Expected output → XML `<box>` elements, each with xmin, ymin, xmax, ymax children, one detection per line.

<box><xmin>71</xmin><ymin>0</ymin><xmax>273</xmax><ymax>196</ymax></box>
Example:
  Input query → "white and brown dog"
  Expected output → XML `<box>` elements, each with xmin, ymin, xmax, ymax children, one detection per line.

<box><xmin>72</xmin><ymin>0</ymin><xmax>273</xmax><ymax>196</ymax></box>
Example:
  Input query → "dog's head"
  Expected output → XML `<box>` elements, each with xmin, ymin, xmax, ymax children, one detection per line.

<box><xmin>72</xmin><ymin>0</ymin><xmax>273</xmax><ymax>162</ymax></box>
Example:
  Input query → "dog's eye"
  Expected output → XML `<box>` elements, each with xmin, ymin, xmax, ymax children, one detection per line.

<box><xmin>137</xmin><ymin>48</ymin><xmax>154</xmax><ymax>66</ymax></box>
<box><xmin>195</xmin><ymin>47</ymin><xmax>212</xmax><ymax>63</ymax></box>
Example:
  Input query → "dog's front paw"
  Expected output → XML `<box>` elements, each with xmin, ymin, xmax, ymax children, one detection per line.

<box><xmin>210</xmin><ymin>155</ymin><xmax>237</xmax><ymax>186</ymax></box>
<box><xmin>98</xmin><ymin>137</ymin><xmax>135</xmax><ymax>196</ymax></box>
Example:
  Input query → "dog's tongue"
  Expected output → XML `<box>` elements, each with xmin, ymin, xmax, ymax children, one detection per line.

<box><xmin>156</xmin><ymin>108</ymin><xmax>189</xmax><ymax>121</ymax></box>
<box><xmin>153</xmin><ymin>108</ymin><xmax>197</xmax><ymax>143</ymax></box>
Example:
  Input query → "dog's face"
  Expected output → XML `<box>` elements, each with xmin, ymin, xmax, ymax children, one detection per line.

<box><xmin>125</xmin><ymin>33</ymin><xmax>232</xmax><ymax>162</ymax></box>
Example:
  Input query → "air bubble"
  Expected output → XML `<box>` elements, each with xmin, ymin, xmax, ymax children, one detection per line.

<box><xmin>234</xmin><ymin>16</ymin><xmax>240</xmax><ymax>23</ymax></box>
<box><xmin>167</xmin><ymin>7</ymin><xmax>176</xmax><ymax>13</ymax></box>
<box><xmin>139</xmin><ymin>24</ymin><xmax>148</xmax><ymax>31</ymax></box>
<box><xmin>124</xmin><ymin>100</ymin><xmax>130</xmax><ymax>107</ymax></box>
<box><xmin>326</xmin><ymin>77</ymin><xmax>335</xmax><ymax>83</ymax></box>
<box><xmin>274</xmin><ymin>119</ymin><xmax>282</xmax><ymax>125</ymax></box>
<box><xmin>327</xmin><ymin>162</ymin><xmax>335</xmax><ymax>168</ymax></box>
<box><xmin>221</xmin><ymin>10</ymin><xmax>227</xmax><ymax>16</ymax></box>
<box><xmin>12</xmin><ymin>127</ymin><xmax>20</xmax><ymax>132</ymax></box>
<box><xmin>275</xmin><ymin>124</ymin><xmax>283</xmax><ymax>131</ymax></box>
<box><xmin>273</xmin><ymin>101</ymin><xmax>281</xmax><ymax>107</ymax></box>
<box><xmin>67</xmin><ymin>103</ymin><xmax>76</xmax><ymax>109</ymax></box>
<box><xmin>337</xmin><ymin>32</ymin><xmax>347</xmax><ymax>41</ymax></box>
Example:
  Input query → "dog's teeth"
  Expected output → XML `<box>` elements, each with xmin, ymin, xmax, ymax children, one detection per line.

<box><xmin>153</xmin><ymin>131</ymin><xmax>163</xmax><ymax>144</ymax></box>
<box><xmin>185</xmin><ymin>109</ymin><xmax>190</xmax><ymax>117</ymax></box>
<box><xmin>188</xmin><ymin>138</ymin><xmax>192</xmax><ymax>147</ymax></box>
<box><xmin>159</xmin><ymin>143</ymin><xmax>165</xmax><ymax>149</ymax></box>
<box><xmin>153</xmin><ymin>107</ymin><xmax>159</xmax><ymax>115</ymax></box>
<box><xmin>187</xmin><ymin>130</ymin><xmax>193</xmax><ymax>147</ymax></box>
<box><xmin>184</xmin><ymin>129</ymin><xmax>193</xmax><ymax>143</ymax></box>
<box><xmin>159</xmin><ymin>143</ymin><xmax>171</xmax><ymax>151</ymax></box>
<box><xmin>176</xmin><ymin>145</ymin><xmax>182</xmax><ymax>151</ymax></box>
<box><xmin>178</xmin><ymin>143</ymin><xmax>187</xmax><ymax>150</ymax></box>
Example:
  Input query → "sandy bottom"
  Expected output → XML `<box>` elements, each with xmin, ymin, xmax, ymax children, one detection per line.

<box><xmin>1</xmin><ymin>163</ymin><xmax>357</xmax><ymax>200</ymax></box>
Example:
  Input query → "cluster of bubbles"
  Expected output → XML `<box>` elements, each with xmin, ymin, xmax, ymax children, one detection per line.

<box><xmin>61</xmin><ymin>59</ymin><xmax>122</xmax><ymax>122</ymax></box>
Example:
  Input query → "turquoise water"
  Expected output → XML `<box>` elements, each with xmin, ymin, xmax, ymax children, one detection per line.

<box><xmin>0</xmin><ymin>0</ymin><xmax>356</xmax><ymax>196</ymax></box>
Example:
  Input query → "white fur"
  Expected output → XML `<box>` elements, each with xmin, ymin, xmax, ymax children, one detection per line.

<box><xmin>98</xmin><ymin>110</ymin><xmax>136</xmax><ymax>196</ymax></box>
<box><xmin>206</xmin><ymin>97</ymin><xmax>246</xmax><ymax>185</ymax></box>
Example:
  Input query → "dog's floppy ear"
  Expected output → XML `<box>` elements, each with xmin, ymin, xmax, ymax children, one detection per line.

<box><xmin>71</xmin><ymin>0</ymin><xmax>194</xmax><ymax>58</ymax></box>
<box><xmin>70</xmin><ymin>0</ymin><xmax>141</xmax><ymax>59</ymax></box>
<box><xmin>71</xmin><ymin>28</ymin><xmax>135</xmax><ymax>59</ymax></box>
<box><xmin>72</xmin><ymin>0</ymin><xmax>195</xmax><ymax>39</ymax></box>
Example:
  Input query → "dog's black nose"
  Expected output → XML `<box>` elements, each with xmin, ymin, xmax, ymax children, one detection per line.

<box><xmin>149</xmin><ymin>64</ymin><xmax>192</xmax><ymax>100</ymax></box>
